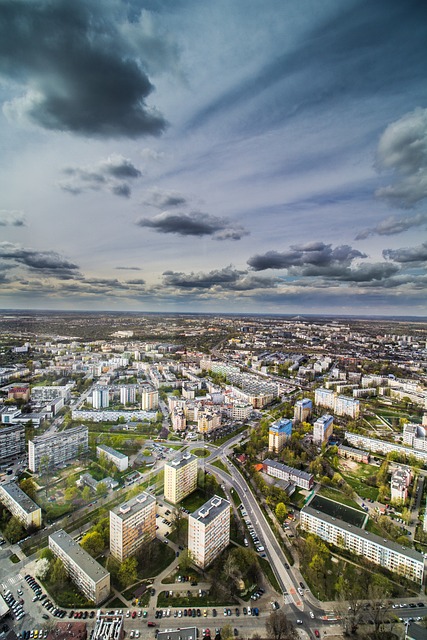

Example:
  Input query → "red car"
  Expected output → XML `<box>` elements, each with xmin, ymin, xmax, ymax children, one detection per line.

<box><xmin>132</xmin><ymin>611</ymin><xmax>137</xmax><ymax>618</ymax></box>
<box><xmin>314</xmin><ymin>631</ymin><xmax>320</xmax><ymax>638</ymax></box>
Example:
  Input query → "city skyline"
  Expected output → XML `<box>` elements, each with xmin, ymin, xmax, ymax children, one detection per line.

<box><xmin>0</xmin><ymin>0</ymin><xmax>426</xmax><ymax>316</ymax></box>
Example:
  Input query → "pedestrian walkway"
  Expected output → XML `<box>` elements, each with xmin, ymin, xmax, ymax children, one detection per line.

<box><xmin>1</xmin><ymin>572</ymin><xmax>23</xmax><ymax>590</ymax></box>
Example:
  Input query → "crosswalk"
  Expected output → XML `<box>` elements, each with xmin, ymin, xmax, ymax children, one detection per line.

<box><xmin>1</xmin><ymin>573</ymin><xmax>23</xmax><ymax>591</ymax></box>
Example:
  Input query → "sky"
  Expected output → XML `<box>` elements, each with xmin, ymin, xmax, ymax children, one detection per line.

<box><xmin>0</xmin><ymin>0</ymin><xmax>426</xmax><ymax>317</ymax></box>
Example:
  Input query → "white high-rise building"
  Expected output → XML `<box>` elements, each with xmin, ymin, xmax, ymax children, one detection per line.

<box><xmin>188</xmin><ymin>495</ymin><xmax>230</xmax><ymax>569</ymax></box>
<box><xmin>92</xmin><ymin>386</ymin><xmax>110</xmax><ymax>409</ymax></box>
<box><xmin>164</xmin><ymin>453</ymin><xmax>198</xmax><ymax>504</ymax></box>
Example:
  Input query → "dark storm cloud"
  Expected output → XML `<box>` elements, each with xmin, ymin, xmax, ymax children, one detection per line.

<box><xmin>115</xmin><ymin>266</ymin><xmax>142</xmax><ymax>271</ymax></box>
<box><xmin>355</xmin><ymin>211</ymin><xmax>427</xmax><ymax>239</ymax></box>
<box><xmin>112</xmin><ymin>184</ymin><xmax>131</xmax><ymax>198</ymax></box>
<box><xmin>143</xmin><ymin>189</ymin><xmax>188</xmax><ymax>209</ymax></box>
<box><xmin>0</xmin><ymin>210</ymin><xmax>26</xmax><ymax>227</ymax></box>
<box><xmin>248</xmin><ymin>242</ymin><xmax>365</xmax><ymax>271</ymax></box>
<box><xmin>60</xmin><ymin>155</ymin><xmax>142</xmax><ymax>198</ymax></box>
<box><xmin>162</xmin><ymin>266</ymin><xmax>245</xmax><ymax>289</ymax></box>
<box><xmin>375</xmin><ymin>108</ymin><xmax>427</xmax><ymax>208</ymax></box>
<box><xmin>126</xmin><ymin>278</ymin><xmax>146</xmax><ymax>285</ymax></box>
<box><xmin>0</xmin><ymin>0</ymin><xmax>168</xmax><ymax>138</ymax></box>
<box><xmin>0</xmin><ymin>242</ymin><xmax>79</xmax><ymax>276</ymax></box>
<box><xmin>383</xmin><ymin>242</ymin><xmax>427</xmax><ymax>264</ymax></box>
<box><xmin>135</xmin><ymin>211</ymin><xmax>249</xmax><ymax>240</ymax></box>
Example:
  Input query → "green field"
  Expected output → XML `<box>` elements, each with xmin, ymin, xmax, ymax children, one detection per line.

<box><xmin>318</xmin><ymin>486</ymin><xmax>363</xmax><ymax>510</ymax></box>
<box><xmin>339</xmin><ymin>461</ymin><xmax>380</xmax><ymax>501</ymax></box>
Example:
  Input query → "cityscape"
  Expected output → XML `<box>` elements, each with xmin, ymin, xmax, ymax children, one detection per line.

<box><xmin>0</xmin><ymin>311</ymin><xmax>426</xmax><ymax>640</ymax></box>
<box><xmin>0</xmin><ymin>1</ymin><xmax>427</xmax><ymax>640</ymax></box>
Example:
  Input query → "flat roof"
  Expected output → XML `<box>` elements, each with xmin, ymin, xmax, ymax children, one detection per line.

<box><xmin>191</xmin><ymin>494</ymin><xmax>230</xmax><ymax>526</ymax></box>
<box><xmin>31</xmin><ymin>424</ymin><xmax>87</xmax><ymax>444</ymax></box>
<box><xmin>166</xmin><ymin>452</ymin><xmax>197</xmax><ymax>471</ymax></box>
<box><xmin>0</xmin><ymin>594</ymin><xmax>9</xmax><ymax>619</ymax></box>
<box><xmin>111</xmin><ymin>492</ymin><xmax>156</xmax><ymax>521</ymax></box>
<box><xmin>264</xmin><ymin>459</ymin><xmax>313</xmax><ymax>482</ymax></box>
<box><xmin>157</xmin><ymin>628</ymin><xmax>198</xmax><ymax>640</ymax></box>
<box><xmin>97</xmin><ymin>444</ymin><xmax>127</xmax><ymax>460</ymax></box>
<box><xmin>301</xmin><ymin>505</ymin><xmax>425</xmax><ymax>564</ymax></box>
<box><xmin>0</xmin><ymin>482</ymin><xmax>40</xmax><ymax>514</ymax></box>
<box><xmin>49</xmin><ymin>530</ymin><xmax>110</xmax><ymax>583</ymax></box>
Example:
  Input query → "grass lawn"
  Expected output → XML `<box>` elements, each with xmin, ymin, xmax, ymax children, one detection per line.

<box><xmin>179</xmin><ymin>490</ymin><xmax>211</xmax><ymax>513</ymax></box>
<box><xmin>339</xmin><ymin>462</ymin><xmax>380</xmax><ymax>501</ymax></box>
<box><xmin>258</xmin><ymin>556</ymin><xmax>281</xmax><ymax>593</ymax></box>
<box><xmin>212</xmin><ymin>460</ymin><xmax>230</xmax><ymax>474</ymax></box>
<box><xmin>190</xmin><ymin>448</ymin><xmax>210</xmax><ymax>457</ymax></box>
<box><xmin>137</xmin><ymin>539</ymin><xmax>176</xmax><ymax>579</ymax></box>
<box><xmin>157</xmin><ymin>590</ymin><xmax>234</xmax><ymax>608</ymax></box>
<box><xmin>106</xmin><ymin>596</ymin><xmax>128</xmax><ymax>608</ymax></box>
<box><xmin>168</xmin><ymin>518</ymin><xmax>188</xmax><ymax>544</ymax></box>
<box><xmin>9</xmin><ymin>554</ymin><xmax>20</xmax><ymax>563</ymax></box>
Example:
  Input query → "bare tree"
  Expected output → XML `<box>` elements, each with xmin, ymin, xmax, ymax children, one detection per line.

<box><xmin>265</xmin><ymin>610</ymin><xmax>298</xmax><ymax>640</ymax></box>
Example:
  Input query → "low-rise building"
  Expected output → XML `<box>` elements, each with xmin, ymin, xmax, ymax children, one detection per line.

<box><xmin>345</xmin><ymin>432</ymin><xmax>427</xmax><ymax>464</ymax></box>
<box><xmin>92</xmin><ymin>612</ymin><xmax>124</xmax><ymax>640</ymax></box>
<box><xmin>390</xmin><ymin>466</ymin><xmax>412</xmax><ymax>503</ymax></box>
<box><xmin>110</xmin><ymin>492</ymin><xmax>156</xmax><ymax>562</ymax></box>
<box><xmin>338</xmin><ymin>444</ymin><xmax>370</xmax><ymax>464</ymax></box>
<box><xmin>49</xmin><ymin>530</ymin><xmax>110</xmax><ymax>605</ymax></box>
<box><xmin>0</xmin><ymin>482</ymin><xmax>41</xmax><ymax>529</ymax></box>
<box><xmin>300</xmin><ymin>506</ymin><xmax>425</xmax><ymax>584</ymax></box>
<box><xmin>96</xmin><ymin>444</ymin><xmax>129</xmax><ymax>472</ymax></box>
<box><xmin>263</xmin><ymin>458</ymin><xmax>314</xmax><ymax>490</ymax></box>
<box><xmin>188</xmin><ymin>495</ymin><xmax>230</xmax><ymax>569</ymax></box>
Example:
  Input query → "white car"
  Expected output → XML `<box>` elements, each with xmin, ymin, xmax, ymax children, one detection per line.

<box><xmin>130</xmin><ymin>632</ymin><xmax>135</xmax><ymax>639</ymax></box>
<box><xmin>309</xmin><ymin>611</ymin><xmax>315</xmax><ymax>619</ymax></box>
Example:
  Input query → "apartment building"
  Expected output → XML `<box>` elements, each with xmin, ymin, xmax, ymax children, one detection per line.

<box><xmin>314</xmin><ymin>388</ymin><xmax>335</xmax><ymax>410</ymax></box>
<box><xmin>110</xmin><ymin>492</ymin><xmax>156</xmax><ymax>562</ymax></box>
<box><xmin>345</xmin><ymin>432</ymin><xmax>427</xmax><ymax>464</ymax></box>
<box><xmin>293</xmin><ymin>398</ymin><xmax>312</xmax><ymax>423</ymax></box>
<box><xmin>96</xmin><ymin>444</ymin><xmax>129</xmax><ymax>472</ymax></box>
<box><xmin>119</xmin><ymin>385</ymin><xmax>137</xmax><ymax>405</ymax></box>
<box><xmin>338</xmin><ymin>444</ymin><xmax>370</xmax><ymax>464</ymax></box>
<box><xmin>31</xmin><ymin>384</ymin><xmax>72</xmax><ymax>402</ymax></box>
<box><xmin>315</xmin><ymin>388</ymin><xmax>359</xmax><ymax>418</ymax></box>
<box><xmin>300</xmin><ymin>506</ymin><xmax>425</xmax><ymax>585</ymax></box>
<box><xmin>49</xmin><ymin>530</ymin><xmax>110</xmax><ymax>604</ymax></box>
<box><xmin>188</xmin><ymin>495</ymin><xmax>230</xmax><ymax>568</ymax></box>
<box><xmin>164</xmin><ymin>452</ymin><xmax>198</xmax><ymax>504</ymax></box>
<box><xmin>197</xmin><ymin>410</ymin><xmax>221</xmax><ymax>433</ymax></box>
<box><xmin>313</xmin><ymin>414</ymin><xmax>334</xmax><ymax>445</ymax></box>
<box><xmin>28</xmin><ymin>425</ymin><xmax>88</xmax><ymax>472</ymax></box>
<box><xmin>0</xmin><ymin>482</ymin><xmax>41</xmax><ymax>529</ymax></box>
<box><xmin>92</xmin><ymin>386</ymin><xmax>110</xmax><ymax>409</ymax></box>
<box><xmin>403</xmin><ymin>423</ymin><xmax>427</xmax><ymax>452</ymax></box>
<box><xmin>140</xmin><ymin>385</ymin><xmax>159</xmax><ymax>411</ymax></box>
<box><xmin>263</xmin><ymin>459</ymin><xmax>314</xmax><ymax>490</ymax></box>
<box><xmin>390</xmin><ymin>466</ymin><xmax>412</xmax><ymax>503</ymax></box>
<box><xmin>268</xmin><ymin>418</ymin><xmax>292</xmax><ymax>453</ymax></box>
<box><xmin>171</xmin><ymin>407</ymin><xmax>187</xmax><ymax>432</ymax></box>
<box><xmin>0</xmin><ymin>423</ymin><xmax>26</xmax><ymax>462</ymax></box>
<box><xmin>335</xmin><ymin>395</ymin><xmax>360</xmax><ymax>419</ymax></box>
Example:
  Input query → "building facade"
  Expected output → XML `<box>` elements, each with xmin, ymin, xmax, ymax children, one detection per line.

<box><xmin>28</xmin><ymin>425</ymin><xmax>88</xmax><ymax>472</ymax></box>
<box><xmin>268</xmin><ymin>418</ymin><xmax>292</xmax><ymax>453</ymax></box>
<box><xmin>345</xmin><ymin>432</ymin><xmax>427</xmax><ymax>464</ymax></box>
<box><xmin>293</xmin><ymin>398</ymin><xmax>313</xmax><ymax>423</ymax></box>
<box><xmin>49</xmin><ymin>530</ymin><xmax>110</xmax><ymax>604</ymax></box>
<box><xmin>188</xmin><ymin>495</ymin><xmax>230</xmax><ymax>568</ymax></box>
<box><xmin>338</xmin><ymin>444</ymin><xmax>370</xmax><ymax>464</ymax></box>
<box><xmin>110</xmin><ymin>492</ymin><xmax>156</xmax><ymax>562</ymax></box>
<box><xmin>96</xmin><ymin>444</ymin><xmax>129</xmax><ymax>472</ymax></box>
<box><xmin>263</xmin><ymin>459</ymin><xmax>314</xmax><ymax>490</ymax></box>
<box><xmin>164</xmin><ymin>453</ymin><xmax>198</xmax><ymax>504</ymax></box>
<box><xmin>313</xmin><ymin>414</ymin><xmax>334</xmax><ymax>445</ymax></box>
<box><xmin>0</xmin><ymin>482</ymin><xmax>41</xmax><ymax>529</ymax></box>
<box><xmin>0</xmin><ymin>423</ymin><xmax>26</xmax><ymax>462</ymax></box>
<box><xmin>92</xmin><ymin>386</ymin><xmax>110</xmax><ymax>409</ymax></box>
<box><xmin>300</xmin><ymin>506</ymin><xmax>425</xmax><ymax>585</ymax></box>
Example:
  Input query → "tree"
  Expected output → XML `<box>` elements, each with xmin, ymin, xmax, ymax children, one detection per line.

<box><xmin>80</xmin><ymin>531</ymin><xmax>105</xmax><ymax>557</ymax></box>
<box><xmin>19</xmin><ymin>477</ymin><xmax>37</xmax><ymax>500</ymax></box>
<box><xmin>51</xmin><ymin>558</ymin><xmax>67</xmax><ymax>588</ymax></box>
<box><xmin>81</xmin><ymin>486</ymin><xmax>92</xmax><ymax>502</ymax></box>
<box><xmin>171</xmin><ymin>507</ymin><xmax>185</xmax><ymax>545</ymax></box>
<box><xmin>220</xmin><ymin>625</ymin><xmax>234</xmax><ymax>640</ymax></box>
<box><xmin>4</xmin><ymin>517</ymin><xmax>25</xmax><ymax>544</ymax></box>
<box><xmin>34</xmin><ymin>558</ymin><xmax>49</xmax><ymax>580</ymax></box>
<box><xmin>265</xmin><ymin>610</ymin><xmax>297</xmax><ymax>640</ymax></box>
<box><xmin>64</xmin><ymin>486</ymin><xmax>79</xmax><ymax>502</ymax></box>
<box><xmin>118</xmin><ymin>556</ymin><xmax>138</xmax><ymax>588</ymax></box>
<box><xmin>96</xmin><ymin>481</ymin><xmax>107</xmax><ymax>497</ymax></box>
<box><xmin>275</xmin><ymin>502</ymin><xmax>288</xmax><ymax>522</ymax></box>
